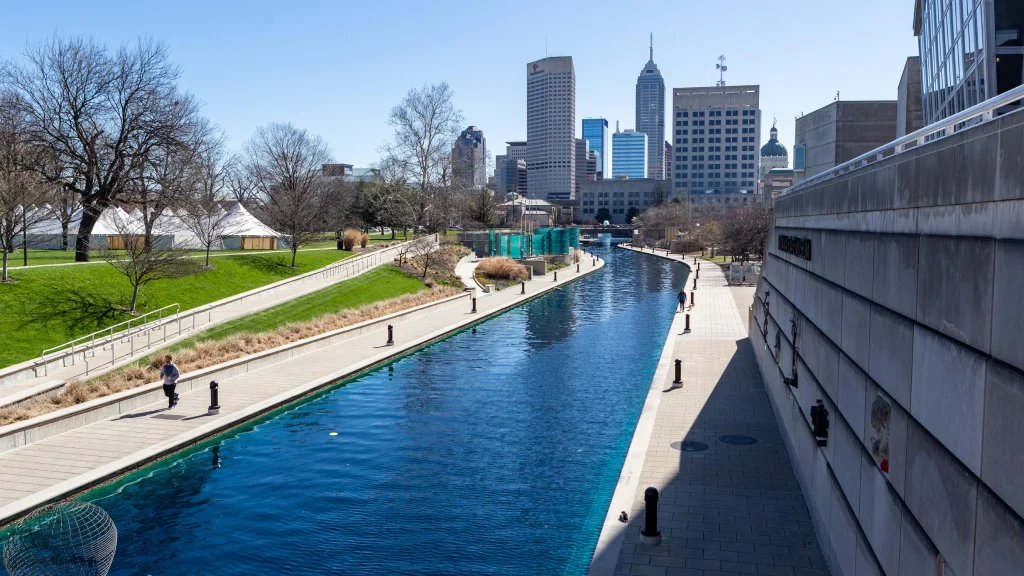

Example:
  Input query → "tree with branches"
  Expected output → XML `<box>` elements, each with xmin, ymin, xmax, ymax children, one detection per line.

<box><xmin>178</xmin><ymin>134</ymin><xmax>238</xmax><ymax>267</ymax></box>
<box><xmin>2</xmin><ymin>37</ymin><xmax>200</xmax><ymax>261</ymax></box>
<box><xmin>243</xmin><ymin>122</ymin><xmax>332</xmax><ymax>268</ymax></box>
<box><xmin>381</xmin><ymin>83</ymin><xmax>464</xmax><ymax>231</ymax></box>
<box><xmin>0</xmin><ymin>93</ymin><xmax>48</xmax><ymax>280</ymax></box>
<box><xmin>100</xmin><ymin>213</ymin><xmax>201</xmax><ymax>313</ymax></box>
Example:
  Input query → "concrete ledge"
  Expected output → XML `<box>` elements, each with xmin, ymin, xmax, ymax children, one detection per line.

<box><xmin>0</xmin><ymin>254</ymin><xmax>606</xmax><ymax>527</ymax></box>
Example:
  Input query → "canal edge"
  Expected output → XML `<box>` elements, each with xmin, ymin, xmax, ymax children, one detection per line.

<box><xmin>588</xmin><ymin>249</ymin><xmax>690</xmax><ymax>576</ymax></box>
<box><xmin>0</xmin><ymin>256</ymin><xmax>607</xmax><ymax>529</ymax></box>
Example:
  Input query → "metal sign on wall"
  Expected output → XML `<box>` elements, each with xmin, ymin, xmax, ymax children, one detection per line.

<box><xmin>778</xmin><ymin>235</ymin><xmax>812</xmax><ymax>261</ymax></box>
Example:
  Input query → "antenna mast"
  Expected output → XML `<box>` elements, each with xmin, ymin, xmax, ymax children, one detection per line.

<box><xmin>715</xmin><ymin>55</ymin><xmax>728</xmax><ymax>86</ymax></box>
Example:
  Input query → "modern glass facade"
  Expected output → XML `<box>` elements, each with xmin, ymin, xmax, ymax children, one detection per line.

<box><xmin>916</xmin><ymin>0</ymin><xmax>1024</xmax><ymax>124</ymax></box>
<box><xmin>612</xmin><ymin>130</ymin><xmax>648</xmax><ymax>180</ymax></box>
<box><xmin>582</xmin><ymin>118</ymin><xmax>610</xmax><ymax>178</ymax></box>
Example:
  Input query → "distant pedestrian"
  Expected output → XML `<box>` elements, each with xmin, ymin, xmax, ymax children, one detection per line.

<box><xmin>161</xmin><ymin>355</ymin><xmax>180</xmax><ymax>409</ymax></box>
<box><xmin>677</xmin><ymin>288</ymin><xmax>687</xmax><ymax>312</ymax></box>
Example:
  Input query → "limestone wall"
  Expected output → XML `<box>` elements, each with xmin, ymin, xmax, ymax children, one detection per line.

<box><xmin>750</xmin><ymin>108</ymin><xmax>1024</xmax><ymax>576</ymax></box>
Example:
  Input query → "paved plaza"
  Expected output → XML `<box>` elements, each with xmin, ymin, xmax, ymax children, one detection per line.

<box><xmin>601</xmin><ymin>249</ymin><xmax>829</xmax><ymax>576</ymax></box>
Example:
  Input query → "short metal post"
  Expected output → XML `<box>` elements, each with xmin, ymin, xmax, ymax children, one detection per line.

<box><xmin>554</xmin><ymin>271</ymin><xmax>558</xmax><ymax>281</ymax></box>
<box><xmin>471</xmin><ymin>297</ymin><xmax>477</xmax><ymax>313</ymax></box>
<box><xmin>673</xmin><ymin>359</ymin><xmax>682</xmax><ymax>385</ymax></box>
<box><xmin>641</xmin><ymin>486</ymin><xmax>662</xmax><ymax>544</ymax></box>
<box><xmin>693</xmin><ymin>257</ymin><xmax>697</xmax><ymax>264</ymax></box>
<box><xmin>685</xmin><ymin>314</ymin><xmax>691</xmax><ymax>333</ymax></box>
<box><xmin>208</xmin><ymin>380</ymin><xmax>221</xmax><ymax>415</ymax></box>
<box><xmin>387</xmin><ymin>324</ymin><xmax>394</xmax><ymax>346</ymax></box>
<box><xmin>577</xmin><ymin>263</ymin><xmax>580</xmax><ymax>272</ymax></box>
<box><xmin>692</xmin><ymin>277</ymin><xmax>697</xmax><ymax>290</ymax></box>
<box><xmin>697</xmin><ymin>262</ymin><xmax>701</xmax><ymax>271</ymax></box>
<box><xmin>696</xmin><ymin>269</ymin><xmax>699</xmax><ymax>280</ymax></box>
<box><xmin>690</xmin><ymin>291</ymin><xmax>696</xmax><ymax>307</ymax></box>
<box><xmin>592</xmin><ymin>258</ymin><xmax>596</xmax><ymax>266</ymax></box>
<box><xmin>521</xmin><ymin>281</ymin><xmax>526</xmax><ymax>294</ymax></box>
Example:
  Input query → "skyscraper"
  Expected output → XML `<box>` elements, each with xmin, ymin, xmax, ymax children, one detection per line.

<box><xmin>612</xmin><ymin>128</ymin><xmax>648</xmax><ymax>179</ymax></box>
<box><xmin>582</xmin><ymin>118</ymin><xmax>611</xmax><ymax>178</ymax></box>
<box><xmin>636</xmin><ymin>35</ymin><xmax>666</xmax><ymax>180</ymax></box>
<box><xmin>526</xmin><ymin>56</ymin><xmax>576</xmax><ymax>201</ymax></box>
<box><xmin>671</xmin><ymin>85</ymin><xmax>761</xmax><ymax>196</ymax></box>
<box><xmin>452</xmin><ymin>126</ymin><xmax>486</xmax><ymax>188</ymax></box>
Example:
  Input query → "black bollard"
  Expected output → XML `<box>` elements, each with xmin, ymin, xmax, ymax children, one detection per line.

<box><xmin>685</xmin><ymin>314</ymin><xmax>691</xmax><ymax>333</ymax></box>
<box><xmin>641</xmin><ymin>486</ymin><xmax>662</xmax><ymax>544</ymax></box>
<box><xmin>472</xmin><ymin>297</ymin><xmax>477</xmax><ymax>313</ymax></box>
<box><xmin>696</xmin><ymin>269</ymin><xmax>700</xmax><ymax>280</ymax></box>
<box><xmin>693</xmin><ymin>256</ymin><xmax>697</xmax><ymax>264</ymax></box>
<box><xmin>554</xmin><ymin>271</ymin><xmax>558</xmax><ymax>282</ymax></box>
<box><xmin>208</xmin><ymin>380</ymin><xmax>220</xmax><ymax>415</ymax></box>
<box><xmin>577</xmin><ymin>263</ymin><xmax>580</xmax><ymax>272</ymax></box>
<box><xmin>697</xmin><ymin>262</ymin><xmax>701</xmax><ymax>271</ymax></box>
<box><xmin>674</xmin><ymin>359</ymin><xmax>682</xmax><ymax>385</ymax></box>
<box><xmin>592</xmin><ymin>258</ymin><xmax>596</xmax><ymax>266</ymax></box>
<box><xmin>690</xmin><ymin>291</ymin><xmax>696</xmax><ymax>307</ymax></box>
<box><xmin>692</xmin><ymin>277</ymin><xmax>697</xmax><ymax>290</ymax></box>
<box><xmin>521</xmin><ymin>281</ymin><xmax>526</xmax><ymax>294</ymax></box>
<box><xmin>387</xmin><ymin>324</ymin><xmax>394</xmax><ymax>346</ymax></box>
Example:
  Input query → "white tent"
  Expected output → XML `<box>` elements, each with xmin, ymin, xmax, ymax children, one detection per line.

<box><xmin>26</xmin><ymin>206</ymin><xmax>134</xmax><ymax>250</ymax></box>
<box><xmin>218</xmin><ymin>202</ymin><xmax>283</xmax><ymax>250</ymax></box>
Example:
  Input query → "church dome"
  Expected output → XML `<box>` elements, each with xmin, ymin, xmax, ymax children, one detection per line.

<box><xmin>760</xmin><ymin>126</ymin><xmax>788</xmax><ymax>158</ymax></box>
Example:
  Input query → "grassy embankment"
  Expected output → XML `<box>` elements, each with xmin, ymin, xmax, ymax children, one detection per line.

<box><xmin>0</xmin><ymin>265</ymin><xmax>460</xmax><ymax>425</ymax></box>
<box><xmin>0</xmin><ymin>250</ymin><xmax>355</xmax><ymax>369</ymax></box>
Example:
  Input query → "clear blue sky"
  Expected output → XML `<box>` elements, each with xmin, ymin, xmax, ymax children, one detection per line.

<box><xmin>0</xmin><ymin>0</ymin><xmax>918</xmax><ymax>169</ymax></box>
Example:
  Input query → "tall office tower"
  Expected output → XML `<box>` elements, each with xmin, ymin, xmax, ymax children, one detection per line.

<box><xmin>636</xmin><ymin>36</ymin><xmax>666</xmax><ymax>180</ymax></box>
<box><xmin>574</xmin><ymin>138</ymin><xmax>591</xmax><ymax>199</ymax></box>
<box><xmin>671</xmin><ymin>85</ymin><xmax>761</xmax><ymax>196</ymax></box>
<box><xmin>495</xmin><ymin>155</ymin><xmax>509</xmax><ymax>193</ymax></box>
<box><xmin>452</xmin><ymin>126</ymin><xmax>486</xmax><ymax>188</ymax></box>
<box><xmin>582</xmin><ymin>118</ymin><xmax>611</xmax><ymax>178</ymax></box>
<box><xmin>587</xmin><ymin>150</ymin><xmax>598</xmax><ymax>181</ymax></box>
<box><xmin>612</xmin><ymin>128</ymin><xmax>648</xmax><ymax>179</ymax></box>
<box><xmin>664</xmin><ymin>141</ymin><xmax>672</xmax><ymax>182</ymax></box>
<box><xmin>506</xmin><ymin>141</ymin><xmax>528</xmax><ymax>163</ymax></box>
<box><xmin>914</xmin><ymin>0</ymin><xmax>1023</xmax><ymax>124</ymax></box>
<box><xmin>526</xmin><ymin>56</ymin><xmax>576</xmax><ymax>201</ymax></box>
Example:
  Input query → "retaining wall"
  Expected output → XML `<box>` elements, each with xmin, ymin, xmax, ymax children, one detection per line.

<box><xmin>750</xmin><ymin>108</ymin><xmax>1024</xmax><ymax>575</ymax></box>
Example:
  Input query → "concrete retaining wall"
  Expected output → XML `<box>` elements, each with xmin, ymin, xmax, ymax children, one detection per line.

<box><xmin>751</xmin><ymin>108</ymin><xmax>1024</xmax><ymax>575</ymax></box>
<box><xmin>0</xmin><ymin>291</ymin><xmax>470</xmax><ymax>456</ymax></box>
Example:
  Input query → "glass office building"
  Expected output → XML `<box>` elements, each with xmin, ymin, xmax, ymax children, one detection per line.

<box><xmin>636</xmin><ymin>41</ymin><xmax>666</xmax><ymax>180</ymax></box>
<box><xmin>582</xmin><ymin>118</ymin><xmax>610</xmax><ymax>178</ymax></box>
<box><xmin>612</xmin><ymin>129</ymin><xmax>648</xmax><ymax>180</ymax></box>
<box><xmin>915</xmin><ymin>0</ymin><xmax>1024</xmax><ymax>124</ymax></box>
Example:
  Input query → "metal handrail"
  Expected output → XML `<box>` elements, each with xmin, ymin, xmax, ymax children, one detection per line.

<box><xmin>784</xmin><ymin>84</ymin><xmax>1024</xmax><ymax>196</ymax></box>
<box><xmin>40</xmin><ymin>303</ymin><xmax>181</xmax><ymax>363</ymax></box>
<box><xmin>31</xmin><ymin>235</ymin><xmax>433</xmax><ymax>376</ymax></box>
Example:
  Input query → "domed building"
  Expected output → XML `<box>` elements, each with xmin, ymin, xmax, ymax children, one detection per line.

<box><xmin>759</xmin><ymin>122</ymin><xmax>789</xmax><ymax>178</ymax></box>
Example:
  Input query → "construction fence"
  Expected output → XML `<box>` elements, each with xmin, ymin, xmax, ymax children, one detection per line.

<box><xmin>459</xmin><ymin>228</ymin><xmax>581</xmax><ymax>259</ymax></box>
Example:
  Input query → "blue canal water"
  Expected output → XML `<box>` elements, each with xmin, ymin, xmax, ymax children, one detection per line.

<box><xmin>2</xmin><ymin>243</ymin><xmax>689</xmax><ymax>576</ymax></box>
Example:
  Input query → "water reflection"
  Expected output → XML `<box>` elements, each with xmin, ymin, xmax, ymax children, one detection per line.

<box><xmin>0</xmin><ymin>245</ymin><xmax>689</xmax><ymax>576</ymax></box>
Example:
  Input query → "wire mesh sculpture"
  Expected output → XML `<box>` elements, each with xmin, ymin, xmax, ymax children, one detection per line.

<box><xmin>3</xmin><ymin>501</ymin><xmax>117</xmax><ymax>576</ymax></box>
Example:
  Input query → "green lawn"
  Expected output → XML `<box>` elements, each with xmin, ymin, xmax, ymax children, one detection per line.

<box><xmin>175</xmin><ymin>265</ymin><xmax>427</xmax><ymax>348</ymax></box>
<box><xmin>4</xmin><ymin>247</ymin><xmax>344</xmax><ymax>268</ymax></box>
<box><xmin>0</xmin><ymin>250</ymin><xmax>355</xmax><ymax>369</ymax></box>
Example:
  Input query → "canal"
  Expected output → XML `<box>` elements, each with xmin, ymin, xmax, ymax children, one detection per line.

<box><xmin>11</xmin><ymin>244</ymin><xmax>689</xmax><ymax>575</ymax></box>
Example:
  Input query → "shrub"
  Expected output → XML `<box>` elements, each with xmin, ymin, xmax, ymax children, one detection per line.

<box><xmin>343</xmin><ymin>229</ymin><xmax>361</xmax><ymax>250</ymax></box>
<box><xmin>476</xmin><ymin>257</ymin><xmax>529</xmax><ymax>281</ymax></box>
<box><xmin>360</xmin><ymin>232</ymin><xmax>369</xmax><ymax>248</ymax></box>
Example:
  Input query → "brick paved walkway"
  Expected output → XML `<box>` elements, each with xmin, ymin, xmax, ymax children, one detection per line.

<box><xmin>605</xmin><ymin>252</ymin><xmax>829</xmax><ymax>576</ymax></box>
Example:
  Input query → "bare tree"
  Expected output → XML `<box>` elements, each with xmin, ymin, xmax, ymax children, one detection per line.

<box><xmin>42</xmin><ymin>184</ymin><xmax>80</xmax><ymax>251</ymax></box>
<box><xmin>462</xmin><ymin>187</ymin><xmax>496</xmax><ymax>229</ymax></box>
<box><xmin>243</xmin><ymin>122</ymin><xmax>332</xmax><ymax>267</ymax></box>
<box><xmin>224</xmin><ymin>154</ymin><xmax>257</xmax><ymax>206</ymax></box>
<box><xmin>100</xmin><ymin>212</ymin><xmax>201</xmax><ymax>313</ymax></box>
<box><xmin>407</xmin><ymin>235</ymin><xmax>437</xmax><ymax>279</ymax></box>
<box><xmin>381</xmin><ymin>83</ymin><xmax>463</xmax><ymax>230</ymax></box>
<box><xmin>0</xmin><ymin>94</ymin><xmax>48</xmax><ymax>280</ymax></box>
<box><xmin>178</xmin><ymin>134</ymin><xmax>238</xmax><ymax>266</ymax></box>
<box><xmin>3</xmin><ymin>37</ymin><xmax>199</xmax><ymax>261</ymax></box>
<box><xmin>356</xmin><ymin>176</ymin><xmax>414</xmax><ymax>241</ymax></box>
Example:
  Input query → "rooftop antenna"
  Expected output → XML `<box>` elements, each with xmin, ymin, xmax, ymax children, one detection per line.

<box><xmin>650</xmin><ymin>32</ymin><xmax>653</xmax><ymax>60</ymax></box>
<box><xmin>716</xmin><ymin>55</ymin><xmax>728</xmax><ymax>86</ymax></box>
<box><xmin>835</xmin><ymin>91</ymin><xmax>840</xmax><ymax>101</ymax></box>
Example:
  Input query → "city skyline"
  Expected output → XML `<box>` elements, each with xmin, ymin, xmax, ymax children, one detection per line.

<box><xmin>0</xmin><ymin>0</ymin><xmax>917</xmax><ymax>167</ymax></box>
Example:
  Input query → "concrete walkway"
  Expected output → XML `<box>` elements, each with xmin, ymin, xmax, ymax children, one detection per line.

<box><xmin>0</xmin><ymin>254</ymin><xmax>604</xmax><ymax>526</ymax></box>
<box><xmin>0</xmin><ymin>245</ymin><xmax>406</xmax><ymax>408</ymax></box>
<box><xmin>592</xmin><ymin>248</ymin><xmax>829</xmax><ymax>576</ymax></box>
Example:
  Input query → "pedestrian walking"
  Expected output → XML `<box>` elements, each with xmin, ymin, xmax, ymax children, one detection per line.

<box><xmin>677</xmin><ymin>287</ymin><xmax>687</xmax><ymax>312</ymax></box>
<box><xmin>161</xmin><ymin>355</ymin><xmax>180</xmax><ymax>409</ymax></box>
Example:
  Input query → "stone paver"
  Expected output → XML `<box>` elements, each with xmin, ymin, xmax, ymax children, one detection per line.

<box><xmin>600</xmin><ymin>249</ymin><xmax>829</xmax><ymax>576</ymax></box>
<box><xmin>0</xmin><ymin>253</ymin><xmax>604</xmax><ymax>524</ymax></box>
